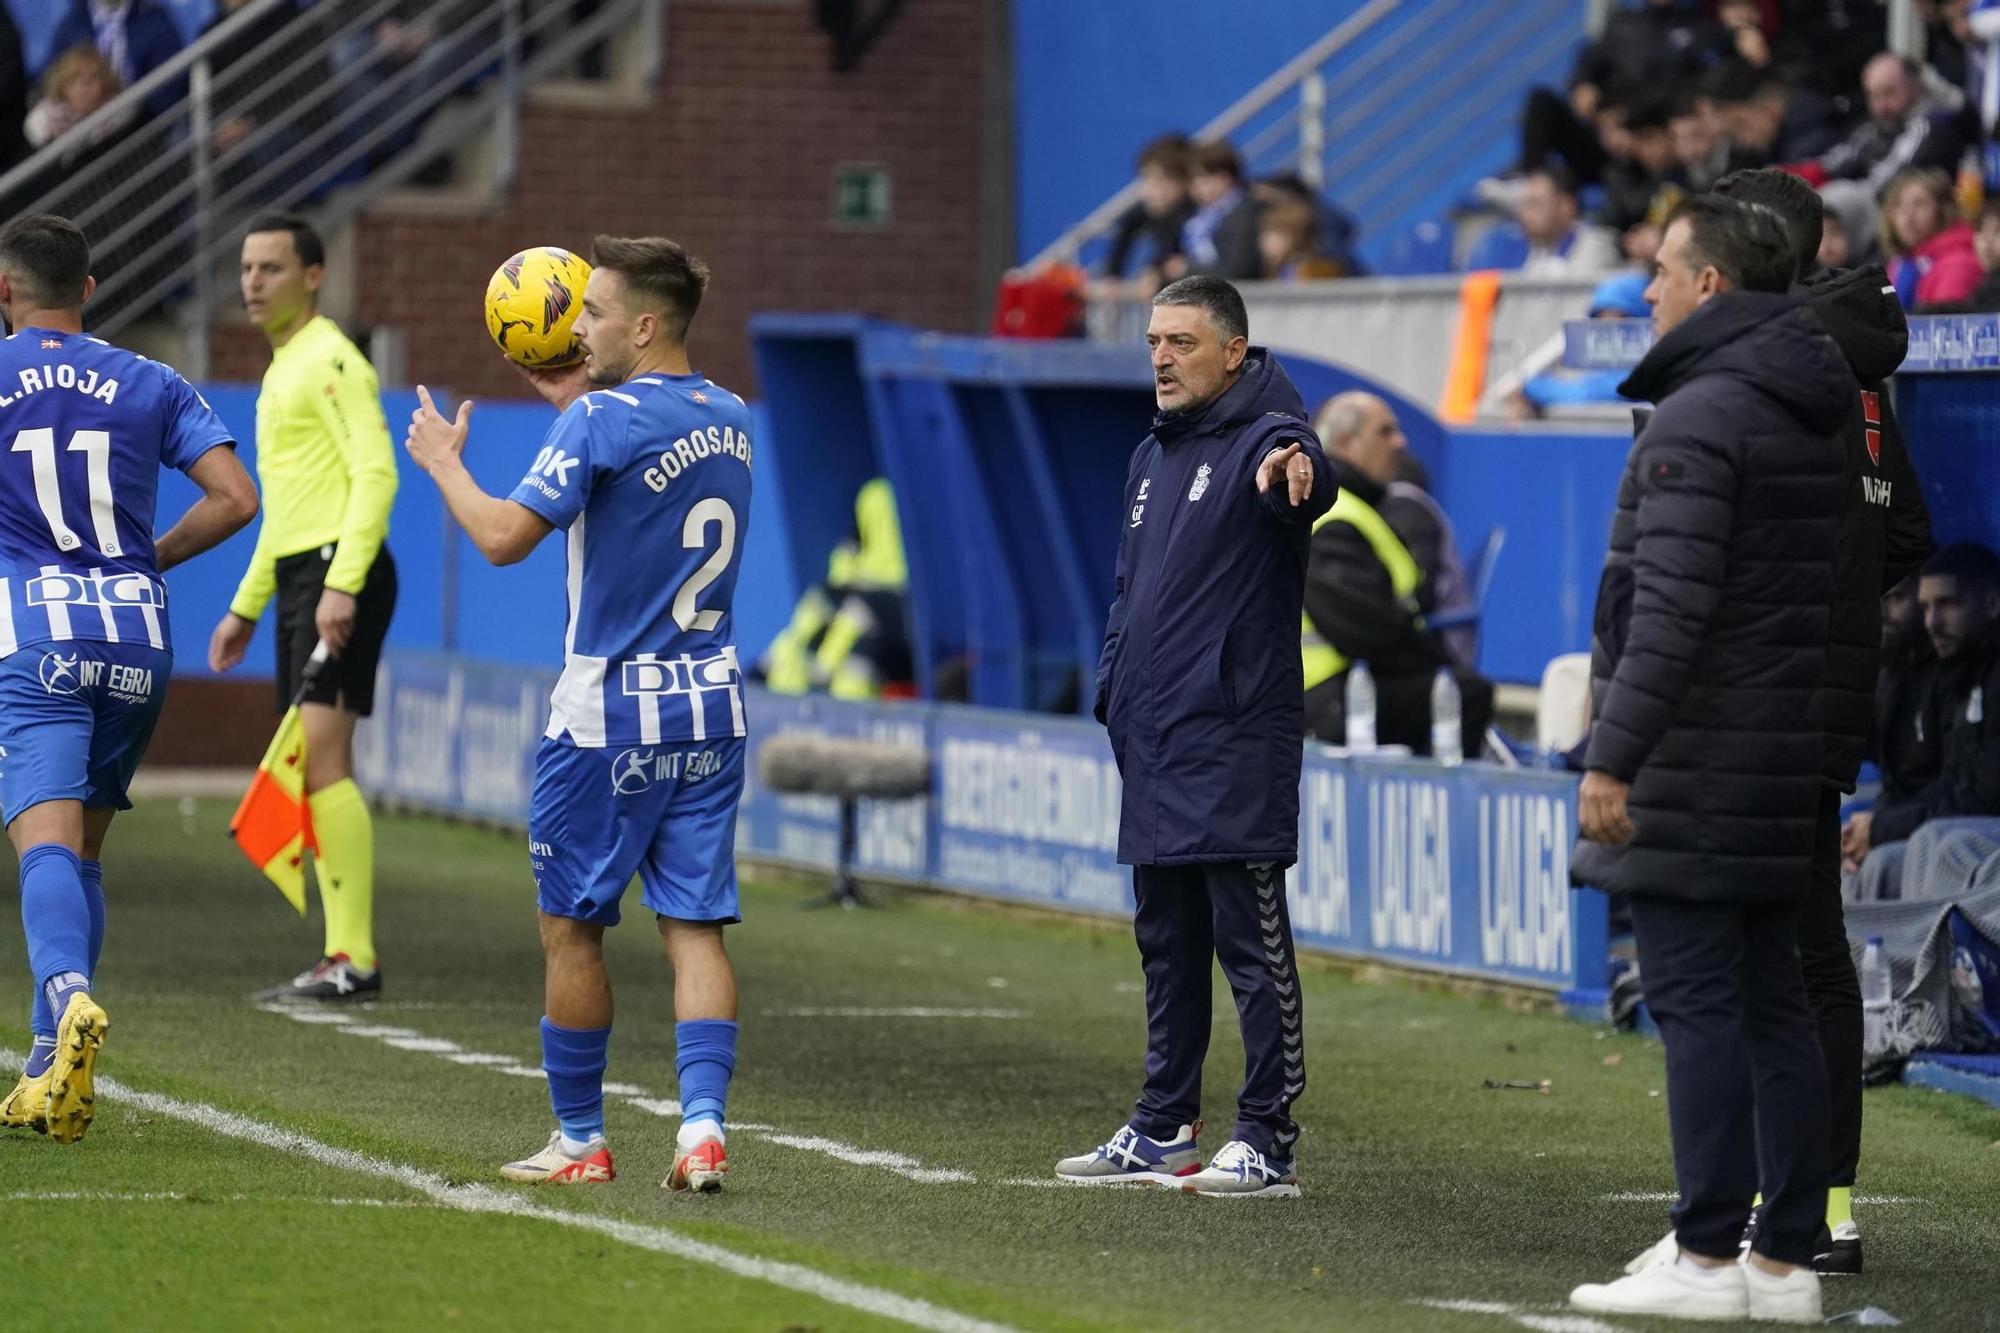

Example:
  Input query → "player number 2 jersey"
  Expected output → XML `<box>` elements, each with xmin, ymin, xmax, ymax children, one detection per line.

<box><xmin>508</xmin><ymin>373</ymin><xmax>752</xmax><ymax>748</ymax></box>
<box><xmin>0</xmin><ymin>328</ymin><xmax>235</xmax><ymax>658</ymax></box>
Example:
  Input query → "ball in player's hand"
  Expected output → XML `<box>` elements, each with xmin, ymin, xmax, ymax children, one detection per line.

<box><xmin>484</xmin><ymin>246</ymin><xmax>591</xmax><ymax>369</ymax></box>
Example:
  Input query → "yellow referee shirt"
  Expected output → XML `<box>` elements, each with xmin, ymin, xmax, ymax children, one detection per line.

<box><xmin>229</xmin><ymin>316</ymin><xmax>399</xmax><ymax>621</ymax></box>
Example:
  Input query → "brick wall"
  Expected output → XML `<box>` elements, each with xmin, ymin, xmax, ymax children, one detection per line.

<box><xmin>208</xmin><ymin>1</ymin><xmax>1000</xmax><ymax>398</ymax></box>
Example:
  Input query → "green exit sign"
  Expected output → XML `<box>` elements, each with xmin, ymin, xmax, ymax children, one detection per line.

<box><xmin>832</xmin><ymin>163</ymin><xmax>892</xmax><ymax>227</ymax></box>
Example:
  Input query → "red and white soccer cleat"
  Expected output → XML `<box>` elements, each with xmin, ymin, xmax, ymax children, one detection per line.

<box><xmin>499</xmin><ymin>1130</ymin><xmax>614</xmax><ymax>1184</ymax></box>
<box><xmin>665</xmin><ymin>1134</ymin><xmax>728</xmax><ymax>1194</ymax></box>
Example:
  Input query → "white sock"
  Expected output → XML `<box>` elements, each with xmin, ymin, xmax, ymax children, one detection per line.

<box><xmin>1676</xmin><ymin>1253</ymin><xmax>1730</xmax><ymax>1280</ymax></box>
<box><xmin>558</xmin><ymin>1131</ymin><xmax>599</xmax><ymax>1157</ymax></box>
<box><xmin>677</xmin><ymin>1117</ymin><xmax>724</xmax><ymax>1150</ymax></box>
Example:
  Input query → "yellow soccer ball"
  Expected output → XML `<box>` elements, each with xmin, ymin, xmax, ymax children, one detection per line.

<box><xmin>484</xmin><ymin>246</ymin><xmax>592</xmax><ymax>368</ymax></box>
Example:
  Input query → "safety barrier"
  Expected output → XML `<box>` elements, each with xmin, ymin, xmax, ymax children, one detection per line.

<box><xmin>354</xmin><ymin>652</ymin><xmax>1611</xmax><ymax>1011</ymax></box>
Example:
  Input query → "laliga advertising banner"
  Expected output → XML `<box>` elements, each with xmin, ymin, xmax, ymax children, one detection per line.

<box><xmin>359</xmin><ymin>657</ymin><xmax>1605</xmax><ymax>1001</ymax></box>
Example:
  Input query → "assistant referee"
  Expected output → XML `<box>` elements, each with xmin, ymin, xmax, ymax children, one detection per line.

<box><xmin>210</xmin><ymin>213</ymin><xmax>399</xmax><ymax>1003</ymax></box>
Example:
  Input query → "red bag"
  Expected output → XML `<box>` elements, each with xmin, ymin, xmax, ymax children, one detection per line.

<box><xmin>991</xmin><ymin>264</ymin><xmax>1085</xmax><ymax>339</ymax></box>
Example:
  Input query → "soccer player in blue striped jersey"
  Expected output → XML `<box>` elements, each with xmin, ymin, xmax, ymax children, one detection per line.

<box><xmin>404</xmin><ymin>236</ymin><xmax>747</xmax><ymax>1192</ymax></box>
<box><xmin>0</xmin><ymin>215</ymin><xmax>259</xmax><ymax>1142</ymax></box>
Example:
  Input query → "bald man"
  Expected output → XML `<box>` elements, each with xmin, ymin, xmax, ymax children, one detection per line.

<box><xmin>1301</xmin><ymin>392</ymin><xmax>1491</xmax><ymax>753</ymax></box>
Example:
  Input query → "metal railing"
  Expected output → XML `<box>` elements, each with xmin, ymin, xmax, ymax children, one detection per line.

<box><xmin>0</xmin><ymin>0</ymin><xmax>663</xmax><ymax>378</ymax></box>
<box><xmin>1027</xmin><ymin>0</ymin><xmax>1582</xmax><ymax>277</ymax></box>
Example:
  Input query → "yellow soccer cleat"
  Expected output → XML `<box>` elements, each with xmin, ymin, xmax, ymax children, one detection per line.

<box><xmin>1</xmin><ymin>1067</ymin><xmax>51</xmax><ymax>1133</ymax></box>
<box><xmin>44</xmin><ymin>992</ymin><xmax>108</xmax><ymax>1145</ymax></box>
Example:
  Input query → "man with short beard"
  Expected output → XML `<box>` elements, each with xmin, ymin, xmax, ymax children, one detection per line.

<box><xmin>1057</xmin><ymin>275</ymin><xmax>1334</xmax><ymax>1198</ymax></box>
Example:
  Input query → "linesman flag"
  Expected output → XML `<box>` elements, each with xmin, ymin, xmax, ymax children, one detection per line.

<box><xmin>228</xmin><ymin>642</ymin><xmax>330</xmax><ymax>914</ymax></box>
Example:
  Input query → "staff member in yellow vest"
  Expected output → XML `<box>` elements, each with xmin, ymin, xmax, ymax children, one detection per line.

<box><xmin>757</xmin><ymin>477</ymin><xmax>912</xmax><ymax>699</ymax></box>
<box><xmin>1301</xmin><ymin>392</ymin><xmax>1491</xmax><ymax>753</ymax></box>
<box><xmin>209</xmin><ymin>213</ymin><xmax>399</xmax><ymax>1003</ymax></box>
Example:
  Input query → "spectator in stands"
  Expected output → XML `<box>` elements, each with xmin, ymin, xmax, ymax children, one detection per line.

<box><xmin>24</xmin><ymin>44</ymin><xmax>134</xmax><ymax>156</ymax></box>
<box><xmin>1671</xmin><ymin>89</ymin><xmax>1730</xmax><ymax>192</ymax></box>
<box><xmin>1818</xmin><ymin>210</ymin><xmax>1854</xmax><ymax>269</ymax></box>
<box><xmin>1465</xmin><ymin>166</ymin><xmax>1620</xmax><ymax>275</ymax></box>
<box><xmin>1773</xmin><ymin>0</ymin><xmax>1888</xmax><ymax>103</ymax></box>
<box><xmin>1572</xmin><ymin>0</ymin><xmax>1731</xmax><ymax>115</ymax></box>
<box><xmin>1510</xmin><ymin>271</ymin><xmax>1653</xmax><ymax>419</ymax></box>
<box><xmin>1879</xmin><ymin>167</ymin><xmax>1984</xmax><ymax>310</ymax></box>
<box><xmin>0</xmin><ymin>7</ymin><xmax>26</xmax><ymax>177</ymax></box>
<box><xmin>1845</xmin><ymin>544</ymin><xmax>2000</xmax><ymax>893</ymax></box>
<box><xmin>48</xmin><ymin>0</ymin><xmax>184</xmax><ymax>116</ymax></box>
<box><xmin>1603</xmin><ymin>99</ymin><xmax>1691</xmax><ymax>263</ymax></box>
<box><xmin>1969</xmin><ymin>198</ymin><xmax>2000</xmax><ymax>309</ymax></box>
<box><xmin>1257</xmin><ymin>197</ymin><xmax>1344</xmax><ymax>282</ymax></box>
<box><xmin>1095</xmin><ymin>133</ymin><xmax>1194</xmax><ymax>297</ymax></box>
<box><xmin>1300</xmin><ymin>391</ymin><xmax>1492</xmax><ymax>756</ymax></box>
<box><xmin>1165</xmin><ymin>141</ymin><xmax>1261</xmax><ymax>283</ymax></box>
<box><xmin>1805</xmin><ymin>53</ymin><xmax>1970</xmax><ymax>253</ymax></box>
<box><xmin>1256</xmin><ymin>172</ymin><xmax>1362</xmax><ymax>275</ymax></box>
<box><xmin>1712</xmin><ymin>63</ymin><xmax>1843</xmax><ymax>171</ymax></box>
<box><xmin>1717</xmin><ymin>0</ymin><xmax>1776</xmax><ymax>69</ymax></box>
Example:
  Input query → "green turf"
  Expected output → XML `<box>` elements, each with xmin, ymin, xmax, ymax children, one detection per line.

<box><xmin>2</xmin><ymin>799</ymin><xmax>1997</xmax><ymax>1332</ymax></box>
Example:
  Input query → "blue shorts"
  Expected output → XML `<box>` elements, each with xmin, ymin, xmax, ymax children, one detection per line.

<box><xmin>0</xmin><ymin>642</ymin><xmax>172</xmax><ymax>824</ymax></box>
<box><xmin>529</xmin><ymin>735</ymin><xmax>745</xmax><ymax>927</ymax></box>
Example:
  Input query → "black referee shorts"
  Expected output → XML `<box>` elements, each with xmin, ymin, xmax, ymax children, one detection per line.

<box><xmin>273</xmin><ymin>544</ymin><xmax>397</xmax><ymax>717</ymax></box>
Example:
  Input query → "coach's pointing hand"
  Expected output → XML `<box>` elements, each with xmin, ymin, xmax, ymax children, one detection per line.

<box><xmin>405</xmin><ymin>385</ymin><xmax>472</xmax><ymax>476</ymax></box>
<box><xmin>1578</xmin><ymin>769</ymin><xmax>1634</xmax><ymax>845</ymax></box>
<box><xmin>1256</xmin><ymin>442</ymin><xmax>1316</xmax><ymax>506</ymax></box>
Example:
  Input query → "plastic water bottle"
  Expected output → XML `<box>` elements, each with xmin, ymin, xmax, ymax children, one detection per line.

<box><xmin>1345</xmin><ymin>661</ymin><xmax>1377</xmax><ymax>752</ymax></box>
<box><xmin>1430</xmin><ymin>668</ymin><xmax>1462</xmax><ymax>766</ymax></box>
<box><xmin>1860</xmin><ymin>936</ymin><xmax>1894</xmax><ymax>1059</ymax></box>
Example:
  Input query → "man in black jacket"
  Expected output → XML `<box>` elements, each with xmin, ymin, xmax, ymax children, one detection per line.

<box><xmin>1871</xmin><ymin>574</ymin><xmax>1943</xmax><ymax>811</ymax></box>
<box><xmin>1711</xmin><ymin>165</ymin><xmax>1931</xmax><ymax>1275</ymax></box>
<box><xmin>1568</xmin><ymin>195</ymin><xmax>1850</xmax><ymax>1324</ymax></box>
<box><xmin>1057</xmin><ymin>276</ymin><xmax>1334</xmax><ymax>1198</ymax></box>
<box><xmin>1846</xmin><ymin>544</ymin><xmax>2000</xmax><ymax>887</ymax></box>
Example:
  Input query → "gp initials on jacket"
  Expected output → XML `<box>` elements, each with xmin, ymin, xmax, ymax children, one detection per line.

<box><xmin>1859</xmin><ymin>389</ymin><xmax>1891</xmax><ymax>508</ymax></box>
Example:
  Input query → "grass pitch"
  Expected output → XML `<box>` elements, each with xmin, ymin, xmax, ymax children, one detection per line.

<box><xmin>2</xmin><ymin>799</ymin><xmax>1996</xmax><ymax>1331</ymax></box>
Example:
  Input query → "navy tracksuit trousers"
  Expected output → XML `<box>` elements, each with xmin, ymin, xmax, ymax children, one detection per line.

<box><xmin>1129</xmin><ymin>861</ymin><xmax>1305</xmax><ymax>1160</ymax></box>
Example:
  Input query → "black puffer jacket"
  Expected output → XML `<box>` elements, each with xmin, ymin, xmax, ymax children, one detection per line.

<box><xmin>1572</xmin><ymin>292</ymin><xmax>1854</xmax><ymax>903</ymax></box>
<box><xmin>1871</xmin><ymin>630</ymin><xmax>2000</xmax><ymax>847</ymax></box>
<box><xmin>1801</xmin><ymin>265</ymin><xmax>1933</xmax><ymax>790</ymax></box>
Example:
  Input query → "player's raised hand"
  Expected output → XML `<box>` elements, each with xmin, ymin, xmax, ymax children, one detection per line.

<box><xmin>405</xmin><ymin>384</ymin><xmax>472</xmax><ymax>474</ymax></box>
<box><xmin>514</xmin><ymin>356</ymin><xmax>591</xmax><ymax>412</ymax></box>
<box><xmin>1256</xmin><ymin>442</ymin><xmax>1317</xmax><ymax>506</ymax></box>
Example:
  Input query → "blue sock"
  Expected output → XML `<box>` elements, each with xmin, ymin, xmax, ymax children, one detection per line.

<box><xmin>21</xmin><ymin>844</ymin><xmax>89</xmax><ymax>1024</ymax></box>
<box><xmin>674</xmin><ymin>1019</ymin><xmax>737</xmax><ymax>1127</ymax></box>
<box><xmin>81</xmin><ymin>860</ymin><xmax>104</xmax><ymax>974</ymax></box>
<box><xmin>540</xmin><ymin>1017</ymin><xmax>609</xmax><ymax>1143</ymax></box>
<box><xmin>24</xmin><ymin>1035</ymin><xmax>57</xmax><ymax>1078</ymax></box>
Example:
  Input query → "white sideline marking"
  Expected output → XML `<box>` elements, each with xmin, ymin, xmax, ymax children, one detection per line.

<box><xmin>1415</xmin><ymin>1299</ymin><xmax>1628</xmax><ymax>1333</ymax></box>
<box><xmin>3</xmin><ymin>1189</ymin><xmax>427</xmax><ymax>1210</ymax></box>
<box><xmin>253</xmin><ymin>1006</ymin><xmax>979</xmax><ymax>1186</ymax></box>
<box><xmin>752</xmin><ymin>1132</ymin><xmax>973</xmax><ymax>1184</ymax></box>
<box><xmin>33</xmin><ymin>1062</ymin><xmax>1016</xmax><ymax>1333</ymax></box>
<box><xmin>1604</xmin><ymin>1191</ymin><xmax>1920</xmax><ymax>1205</ymax></box>
<box><xmin>778</xmin><ymin>1007</ymin><xmax>1026</xmax><ymax>1020</ymax></box>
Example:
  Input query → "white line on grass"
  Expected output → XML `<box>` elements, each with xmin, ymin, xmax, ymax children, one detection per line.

<box><xmin>1603</xmin><ymin>1191</ymin><xmax>1920</xmax><ymax>1205</ymax></box>
<box><xmin>3</xmin><ymin>1190</ymin><xmax>429</xmax><ymax>1209</ymax></box>
<box><xmin>253</xmin><ymin>1004</ymin><xmax>978</xmax><ymax>1187</ymax></box>
<box><xmin>777</xmin><ymin>1007</ymin><xmax>1026</xmax><ymax>1020</ymax></box>
<box><xmin>46</xmin><ymin>1062</ymin><xmax>1016</xmax><ymax>1333</ymax></box>
<box><xmin>1414</xmin><ymin>1299</ymin><xmax>1628</xmax><ymax>1333</ymax></box>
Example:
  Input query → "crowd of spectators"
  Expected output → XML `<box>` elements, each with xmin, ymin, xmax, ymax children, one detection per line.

<box><xmin>1491</xmin><ymin>1</ymin><xmax>2000</xmax><ymax>313</ymax></box>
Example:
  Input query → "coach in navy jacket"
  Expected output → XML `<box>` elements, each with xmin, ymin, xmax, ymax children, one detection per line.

<box><xmin>1058</xmin><ymin>276</ymin><xmax>1334</xmax><ymax>1198</ymax></box>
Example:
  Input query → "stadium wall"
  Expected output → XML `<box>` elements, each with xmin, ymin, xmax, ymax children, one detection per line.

<box><xmin>354</xmin><ymin>656</ymin><xmax>1611</xmax><ymax>1007</ymax></box>
<box><xmin>206</xmin><ymin>0</ymin><xmax>1007</xmax><ymax>402</ymax></box>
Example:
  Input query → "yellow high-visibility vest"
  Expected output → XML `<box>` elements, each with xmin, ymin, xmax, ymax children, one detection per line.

<box><xmin>1300</xmin><ymin>488</ymin><xmax>1422</xmax><ymax>690</ymax></box>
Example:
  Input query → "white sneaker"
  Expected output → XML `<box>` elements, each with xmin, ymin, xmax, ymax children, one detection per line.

<box><xmin>1743</xmin><ymin>1259</ymin><xmax>1822</xmax><ymax>1324</ymax></box>
<box><xmin>1571</xmin><ymin>1254</ymin><xmax>1750</xmax><ymax>1321</ymax></box>
<box><xmin>1625</xmin><ymin>1228</ymin><xmax>1678</xmax><ymax>1275</ymax></box>
<box><xmin>1178</xmin><ymin>1139</ymin><xmax>1300</xmax><ymax>1198</ymax></box>
<box><xmin>499</xmin><ymin>1129</ymin><xmax>614</xmax><ymax>1183</ymax></box>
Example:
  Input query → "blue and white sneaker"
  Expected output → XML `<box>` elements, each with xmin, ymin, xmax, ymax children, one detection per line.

<box><xmin>1054</xmin><ymin>1121</ymin><xmax>1202</xmax><ymax>1186</ymax></box>
<box><xmin>1180</xmin><ymin>1139</ymin><xmax>1300</xmax><ymax>1198</ymax></box>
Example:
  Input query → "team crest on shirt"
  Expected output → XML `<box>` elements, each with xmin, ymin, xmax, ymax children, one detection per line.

<box><xmin>1188</xmin><ymin>463</ymin><xmax>1211</xmax><ymax>502</ymax></box>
